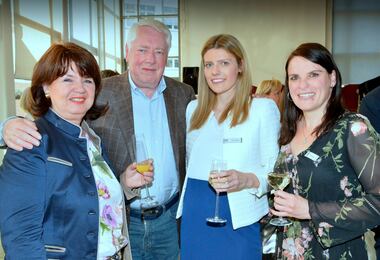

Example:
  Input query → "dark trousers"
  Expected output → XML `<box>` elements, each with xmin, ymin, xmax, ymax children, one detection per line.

<box><xmin>374</xmin><ymin>226</ymin><xmax>380</xmax><ymax>259</ymax></box>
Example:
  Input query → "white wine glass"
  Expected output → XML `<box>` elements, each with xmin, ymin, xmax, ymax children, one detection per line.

<box><xmin>268</xmin><ymin>156</ymin><xmax>292</xmax><ymax>226</ymax></box>
<box><xmin>206</xmin><ymin>159</ymin><xmax>227</xmax><ymax>226</ymax></box>
<box><xmin>134</xmin><ymin>134</ymin><xmax>159</xmax><ymax>210</ymax></box>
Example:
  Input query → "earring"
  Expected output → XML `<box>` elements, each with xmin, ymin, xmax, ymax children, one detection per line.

<box><xmin>287</xmin><ymin>92</ymin><xmax>293</xmax><ymax>102</ymax></box>
<box><xmin>45</xmin><ymin>92</ymin><xmax>50</xmax><ymax>98</ymax></box>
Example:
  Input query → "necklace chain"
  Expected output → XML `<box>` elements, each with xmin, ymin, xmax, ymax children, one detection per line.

<box><xmin>302</xmin><ymin>127</ymin><xmax>308</xmax><ymax>144</ymax></box>
<box><xmin>302</xmin><ymin>121</ymin><xmax>312</xmax><ymax>145</ymax></box>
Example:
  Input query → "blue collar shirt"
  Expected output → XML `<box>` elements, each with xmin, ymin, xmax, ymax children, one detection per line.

<box><xmin>129</xmin><ymin>73</ymin><xmax>178</xmax><ymax>209</ymax></box>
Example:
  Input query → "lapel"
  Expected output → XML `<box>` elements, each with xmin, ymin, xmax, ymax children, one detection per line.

<box><xmin>114</xmin><ymin>73</ymin><xmax>135</xmax><ymax>164</ymax></box>
<box><xmin>163</xmin><ymin>78</ymin><xmax>180</xmax><ymax>170</ymax></box>
<box><xmin>112</xmin><ymin>74</ymin><xmax>180</xmax><ymax>168</ymax></box>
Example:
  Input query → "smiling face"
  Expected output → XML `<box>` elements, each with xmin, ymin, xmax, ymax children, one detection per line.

<box><xmin>203</xmin><ymin>48</ymin><xmax>241</xmax><ymax>101</ymax></box>
<box><xmin>126</xmin><ymin>25</ymin><xmax>168</xmax><ymax>91</ymax></box>
<box><xmin>287</xmin><ymin>56</ymin><xmax>336</xmax><ymax>116</ymax></box>
<box><xmin>44</xmin><ymin>63</ymin><xmax>95</xmax><ymax>125</ymax></box>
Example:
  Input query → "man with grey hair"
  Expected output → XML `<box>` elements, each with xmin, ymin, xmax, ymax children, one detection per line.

<box><xmin>1</xmin><ymin>19</ymin><xmax>195</xmax><ymax>260</ymax></box>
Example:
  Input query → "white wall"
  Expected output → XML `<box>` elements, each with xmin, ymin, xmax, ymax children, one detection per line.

<box><xmin>180</xmin><ymin>0</ymin><xmax>330</xmax><ymax>85</ymax></box>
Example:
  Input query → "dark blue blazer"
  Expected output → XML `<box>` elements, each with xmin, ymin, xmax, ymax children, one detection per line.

<box><xmin>0</xmin><ymin>110</ymin><xmax>105</xmax><ymax>259</ymax></box>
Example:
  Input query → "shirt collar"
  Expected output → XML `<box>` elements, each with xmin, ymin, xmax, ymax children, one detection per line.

<box><xmin>44</xmin><ymin>108</ymin><xmax>82</xmax><ymax>137</ymax></box>
<box><xmin>43</xmin><ymin>108</ymin><xmax>100</xmax><ymax>142</ymax></box>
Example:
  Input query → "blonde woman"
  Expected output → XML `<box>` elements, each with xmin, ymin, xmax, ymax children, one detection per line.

<box><xmin>256</xmin><ymin>79</ymin><xmax>284</xmax><ymax>117</ymax></box>
<box><xmin>176</xmin><ymin>34</ymin><xmax>280</xmax><ymax>259</ymax></box>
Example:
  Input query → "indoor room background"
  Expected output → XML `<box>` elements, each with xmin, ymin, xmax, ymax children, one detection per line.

<box><xmin>0</xmin><ymin>0</ymin><xmax>379</xmax><ymax>161</ymax></box>
<box><xmin>1</xmin><ymin>0</ymin><xmax>380</xmax><ymax>257</ymax></box>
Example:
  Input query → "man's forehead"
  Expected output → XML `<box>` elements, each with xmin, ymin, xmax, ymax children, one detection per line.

<box><xmin>132</xmin><ymin>37</ymin><xmax>168</xmax><ymax>51</ymax></box>
<box><xmin>133</xmin><ymin>42</ymin><xmax>167</xmax><ymax>51</ymax></box>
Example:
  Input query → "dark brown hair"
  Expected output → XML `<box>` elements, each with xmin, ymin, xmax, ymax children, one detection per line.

<box><xmin>101</xmin><ymin>69</ymin><xmax>120</xmax><ymax>78</ymax></box>
<box><xmin>279</xmin><ymin>42</ymin><xmax>345</xmax><ymax>146</ymax></box>
<box><xmin>24</xmin><ymin>42</ymin><xmax>108</xmax><ymax>120</ymax></box>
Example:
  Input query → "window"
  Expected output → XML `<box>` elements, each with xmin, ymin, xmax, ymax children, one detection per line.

<box><xmin>140</xmin><ymin>4</ymin><xmax>155</xmax><ymax>15</ymax></box>
<box><xmin>10</xmin><ymin>0</ymin><xmax>122</xmax><ymax>115</ymax></box>
<box><xmin>332</xmin><ymin>0</ymin><xmax>380</xmax><ymax>84</ymax></box>
<box><xmin>122</xmin><ymin>0</ymin><xmax>180</xmax><ymax>79</ymax></box>
<box><xmin>13</xmin><ymin>0</ymin><xmax>66</xmax><ymax>115</ymax></box>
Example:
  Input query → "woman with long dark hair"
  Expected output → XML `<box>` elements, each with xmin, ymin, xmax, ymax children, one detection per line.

<box><xmin>271</xmin><ymin>42</ymin><xmax>380</xmax><ymax>259</ymax></box>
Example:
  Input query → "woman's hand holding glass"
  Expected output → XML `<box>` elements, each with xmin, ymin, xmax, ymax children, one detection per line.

<box><xmin>206</xmin><ymin>159</ymin><xmax>228</xmax><ymax>225</ymax></box>
<box><xmin>209</xmin><ymin>170</ymin><xmax>230</xmax><ymax>193</ymax></box>
<box><xmin>209</xmin><ymin>170</ymin><xmax>258</xmax><ymax>193</ymax></box>
<box><xmin>267</xmin><ymin>156</ymin><xmax>293</xmax><ymax>226</ymax></box>
<box><xmin>268</xmin><ymin>156</ymin><xmax>311</xmax><ymax>222</ymax></box>
<box><xmin>270</xmin><ymin>190</ymin><xmax>311</xmax><ymax>220</ymax></box>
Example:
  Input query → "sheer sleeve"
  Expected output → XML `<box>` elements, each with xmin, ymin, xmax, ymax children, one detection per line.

<box><xmin>309</xmin><ymin>116</ymin><xmax>380</xmax><ymax>248</ymax></box>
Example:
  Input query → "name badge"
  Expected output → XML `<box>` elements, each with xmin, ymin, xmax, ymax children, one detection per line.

<box><xmin>223</xmin><ymin>137</ymin><xmax>243</xmax><ymax>144</ymax></box>
<box><xmin>305</xmin><ymin>151</ymin><xmax>322</xmax><ymax>166</ymax></box>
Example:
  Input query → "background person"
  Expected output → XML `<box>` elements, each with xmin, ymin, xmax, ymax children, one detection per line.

<box><xmin>255</xmin><ymin>79</ymin><xmax>284</xmax><ymax>260</ymax></box>
<box><xmin>359</xmin><ymin>86</ymin><xmax>380</xmax><ymax>133</ymax></box>
<box><xmin>101</xmin><ymin>69</ymin><xmax>120</xmax><ymax>78</ymax></box>
<box><xmin>271</xmin><ymin>42</ymin><xmax>380</xmax><ymax>259</ymax></box>
<box><xmin>176</xmin><ymin>34</ymin><xmax>280</xmax><ymax>260</ymax></box>
<box><xmin>0</xmin><ymin>19</ymin><xmax>195</xmax><ymax>260</ymax></box>
<box><xmin>256</xmin><ymin>78</ymin><xmax>284</xmax><ymax>116</ymax></box>
<box><xmin>359</xmin><ymin>86</ymin><xmax>380</xmax><ymax>259</ymax></box>
<box><xmin>0</xmin><ymin>42</ymin><xmax>146</xmax><ymax>259</ymax></box>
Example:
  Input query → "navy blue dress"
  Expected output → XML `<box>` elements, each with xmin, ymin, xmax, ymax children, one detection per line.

<box><xmin>180</xmin><ymin>178</ymin><xmax>262</xmax><ymax>260</ymax></box>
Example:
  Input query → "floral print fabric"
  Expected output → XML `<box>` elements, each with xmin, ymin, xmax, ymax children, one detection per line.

<box><xmin>85</xmin><ymin>133</ymin><xmax>128</xmax><ymax>259</ymax></box>
<box><xmin>276</xmin><ymin>113</ymin><xmax>380</xmax><ymax>259</ymax></box>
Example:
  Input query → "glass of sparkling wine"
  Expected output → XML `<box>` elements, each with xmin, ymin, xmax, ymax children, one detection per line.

<box><xmin>134</xmin><ymin>134</ymin><xmax>159</xmax><ymax>209</ymax></box>
<box><xmin>268</xmin><ymin>158</ymin><xmax>292</xmax><ymax>226</ymax></box>
<box><xmin>206</xmin><ymin>159</ymin><xmax>228</xmax><ymax>225</ymax></box>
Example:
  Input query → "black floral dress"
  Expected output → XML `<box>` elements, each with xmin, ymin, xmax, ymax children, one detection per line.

<box><xmin>275</xmin><ymin>113</ymin><xmax>380</xmax><ymax>260</ymax></box>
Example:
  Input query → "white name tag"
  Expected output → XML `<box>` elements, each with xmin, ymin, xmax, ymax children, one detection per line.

<box><xmin>305</xmin><ymin>151</ymin><xmax>322</xmax><ymax>166</ymax></box>
<box><xmin>223</xmin><ymin>137</ymin><xmax>243</xmax><ymax>143</ymax></box>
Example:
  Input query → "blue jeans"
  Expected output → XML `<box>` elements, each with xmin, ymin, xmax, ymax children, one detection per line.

<box><xmin>129</xmin><ymin>201</ymin><xmax>179</xmax><ymax>260</ymax></box>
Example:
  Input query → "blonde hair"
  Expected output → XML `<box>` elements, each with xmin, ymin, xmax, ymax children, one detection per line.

<box><xmin>256</xmin><ymin>79</ymin><xmax>282</xmax><ymax>95</ymax></box>
<box><xmin>189</xmin><ymin>34</ymin><xmax>252</xmax><ymax>131</ymax></box>
<box><xmin>20</xmin><ymin>87</ymin><xmax>34</xmax><ymax>117</ymax></box>
<box><xmin>256</xmin><ymin>79</ymin><xmax>284</xmax><ymax>119</ymax></box>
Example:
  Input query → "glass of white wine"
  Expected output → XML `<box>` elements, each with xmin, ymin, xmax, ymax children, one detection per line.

<box><xmin>268</xmin><ymin>157</ymin><xmax>292</xmax><ymax>226</ymax></box>
<box><xmin>206</xmin><ymin>159</ymin><xmax>228</xmax><ymax>226</ymax></box>
<box><xmin>134</xmin><ymin>134</ymin><xmax>159</xmax><ymax>210</ymax></box>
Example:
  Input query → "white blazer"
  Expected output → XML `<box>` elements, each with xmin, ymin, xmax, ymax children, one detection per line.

<box><xmin>177</xmin><ymin>98</ymin><xmax>280</xmax><ymax>229</ymax></box>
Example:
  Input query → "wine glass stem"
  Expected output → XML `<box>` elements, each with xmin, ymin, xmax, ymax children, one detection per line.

<box><xmin>214</xmin><ymin>192</ymin><xmax>220</xmax><ymax>218</ymax></box>
<box><xmin>144</xmin><ymin>183</ymin><xmax>152</xmax><ymax>198</ymax></box>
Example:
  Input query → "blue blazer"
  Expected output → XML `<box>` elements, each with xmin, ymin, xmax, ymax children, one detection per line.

<box><xmin>0</xmin><ymin>110</ymin><xmax>108</xmax><ymax>259</ymax></box>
